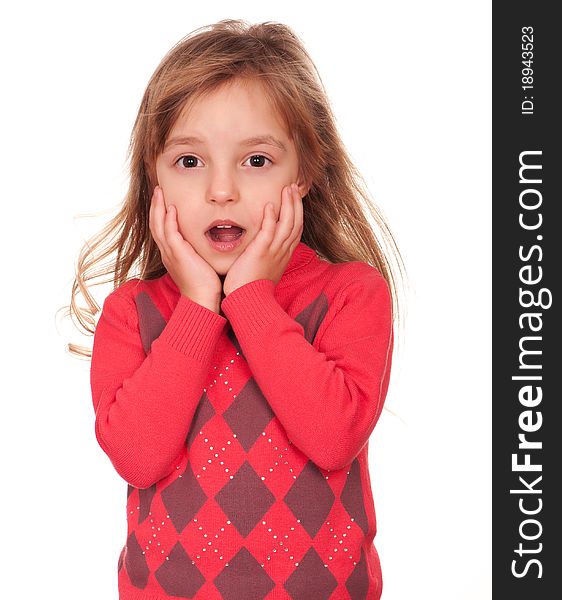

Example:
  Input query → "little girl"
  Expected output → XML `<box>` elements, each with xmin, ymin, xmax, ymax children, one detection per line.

<box><xmin>70</xmin><ymin>18</ymin><xmax>405</xmax><ymax>600</ymax></box>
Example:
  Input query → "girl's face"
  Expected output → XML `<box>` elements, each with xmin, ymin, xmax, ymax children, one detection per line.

<box><xmin>155</xmin><ymin>78</ymin><xmax>308</xmax><ymax>276</ymax></box>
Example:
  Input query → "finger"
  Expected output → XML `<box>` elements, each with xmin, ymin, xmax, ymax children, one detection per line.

<box><xmin>271</xmin><ymin>185</ymin><xmax>294</xmax><ymax>248</ymax></box>
<box><xmin>254</xmin><ymin>202</ymin><xmax>277</xmax><ymax>249</ymax></box>
<box><xmin>150</xmin><ymin>187</ymin><xmax>170</xmax><ymax>258</ymax></box>
<box><xmin>292</xmin><ymin>183</ymin><xmax>304</xmax><ymax>240</ymax></box>
<box><xmin>163</xmin><ymin>204</ymin><xmax>189</xmax><ymax>259</ymax></box>
<box><xmin>164</xmin><ymin>204</ymin><xmax>179</xmax><ymax>254</ymax></box>
<box><xmin>280</xmin><ymin>184</ymin><xmax>299</xmax><ymax>244</ymax></box>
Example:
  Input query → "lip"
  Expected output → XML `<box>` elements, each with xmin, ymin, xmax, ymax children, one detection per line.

<box><xmin>205</xmin><ymin>228</ymin><xmax>246</xmax><ymax>253</ymax></box>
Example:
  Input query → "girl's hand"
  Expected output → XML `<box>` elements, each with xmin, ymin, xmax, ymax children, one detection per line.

<box><xmin>149</xmin><ymin>186</ymin><xmax>223</xmax><ymax>310</ymax></box>
<box><xmin>222</xmin><ymin>183</ymin><xmax>304</xmax><ymax>297</ymax></box>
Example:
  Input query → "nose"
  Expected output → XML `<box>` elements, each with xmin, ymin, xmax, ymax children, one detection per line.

<box><xmin>206</xmin><ymin>166</ymin><xmax>240</xmax><ymax>204</ymax></box>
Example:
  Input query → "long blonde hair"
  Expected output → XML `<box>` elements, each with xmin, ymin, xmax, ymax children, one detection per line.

<box><xmin>67</xmin><ymin>19</ymin><xmax>407</xmax><ymax>358</ymax></box>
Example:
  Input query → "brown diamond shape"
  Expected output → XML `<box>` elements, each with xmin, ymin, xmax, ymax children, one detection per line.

<box><xmin>222</xmin><ymin>378</ymin><xmax>275</xmax><ymax>451</ymax></box>
<box><xmin>214</xmin><ymin>546</ymin><xmax>275</xmax><ymax>600</ymax></box>
<box><xmin>134</xmin><ymin>291</ymin><xmax>167</xmax><ymax>354</ymax></box>
<box><xmin>294</xmin><ymin>292</ymin><xmax>329</xmax><ymax>344</ymax></box>
<box><xmin>284</xmin><ymin>546</ymin><xmax>338</xmax><ymax>599</ymax></box>
<box><xmin>340</xmin><ymin>459</ymin><xmax>369</xmax><ymax>534</ymax></box>
<box><xmin>161</xmin><ymin>464</ymin><xmax>208</xmax><ymax>534</ymax></box>
<box><xmin>345</xmin><ymin>546</ymin><xmax>370</xmax><ymax>600</ymax></box>
<box><xmin>155</xmin><ymin>541</ymin><xmax>206</xmax><ymax>598</ymax></box>
<box><xmin>124</xmin><ymin>532</ymin><xmax>149</xmax><ymax>589</ymax></box>
<box><xmin>284</xmin><ymin>461</ymin><xmax>335</xmax><ymax>538</ymax></box>
<box><xmin>186</xmin><ymin>393</ymin><xmax>215</xmax><ymax>447</ymax></box>
<box><xmin>215</xmin><ymin>461</ymin><xmax>276</xmax><ymax>537</ymax></box>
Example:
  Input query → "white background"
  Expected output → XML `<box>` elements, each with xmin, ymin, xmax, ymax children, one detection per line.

<box><xmin>0</xmin><ymin>1</ymin><xmax>491</xmax><ymax>598</ymax></box>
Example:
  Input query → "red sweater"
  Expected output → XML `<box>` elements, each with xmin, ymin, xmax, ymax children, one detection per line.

<box><xmin>90</xmin><ymin>241</ymin><xmax>393</xmax><ymax>600</ymax></box>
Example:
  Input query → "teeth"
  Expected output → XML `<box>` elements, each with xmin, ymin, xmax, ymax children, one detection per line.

<box><xmin>216</xmin><ymin>225</ymin><xmax>232</xmax><ymax>228</ymax></box>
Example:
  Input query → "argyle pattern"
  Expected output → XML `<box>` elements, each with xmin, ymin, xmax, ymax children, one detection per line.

<box><xmin>91</xmin><ymin>243</ymin><xmax>390</xmax><ymax>600</ymax></box>
<box><xmin>120</xmin><ymin>292</ymin><xmax>375</xmax><ymax>600</ymax></box>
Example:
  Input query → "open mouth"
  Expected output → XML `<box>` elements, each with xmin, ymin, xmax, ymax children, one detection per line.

<box><xmin>206</xmin><ymin>225</ymin><xmax>245</xmax><ymax>242</ymax></box>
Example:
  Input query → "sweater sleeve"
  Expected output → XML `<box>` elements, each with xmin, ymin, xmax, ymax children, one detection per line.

<box><xmin>220</xmin><ymin>271</ymin><xmax>393</xmax><ymax>472</ymax></box>
<box><xmin>90</xmin><ymin>285</ymin><xmax>227</xmax><ymax>489</ymax></box>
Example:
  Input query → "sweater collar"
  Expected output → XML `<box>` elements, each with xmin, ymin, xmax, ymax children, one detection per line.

<box><xmin>282</xmin><ymin>241</ymin><xmax>317</xmax><ymax>277</ymax></box>
<box><xmin>162</xmin><ymin>241</ymin><xmax>316</xmax><ymax>294</ymax></box>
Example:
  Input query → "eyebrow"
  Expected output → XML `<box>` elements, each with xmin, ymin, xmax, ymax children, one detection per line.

<box><xmin>163</xmin><ymin>134</ymin><xmax>287</xmax><ymax>153</ymax></box>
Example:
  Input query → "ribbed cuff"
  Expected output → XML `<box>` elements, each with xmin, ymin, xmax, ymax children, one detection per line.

<box><xmin>221</xmin><ymin>279</ymin><xmax>287</xmax><ymax>338</ymax></box>
<box><xmin>159</xmin><ymin>294</ymin><xmax>227</xmax><ymax>360</ymax></box>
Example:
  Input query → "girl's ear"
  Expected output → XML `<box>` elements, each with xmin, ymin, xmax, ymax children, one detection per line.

<box><xmin>296</xmin><ymin>176</ymin><xmax>312</xmax><ymax>199</ymax></box>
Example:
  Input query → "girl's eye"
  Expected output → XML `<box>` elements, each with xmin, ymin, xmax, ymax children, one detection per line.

<box><xmin>244</xmin><ymin>154</ymin><xmax>272</xmax><ymax>168</ymax></box>
<box><xmin>175</xmin><ymin>154</ymin><xmax>271</xmax><ymax>169</ymax></box>
<box><xmin>176</xmin><ymin>155</ymin><xmax>201</xmax><ymax>168</ymax></box>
